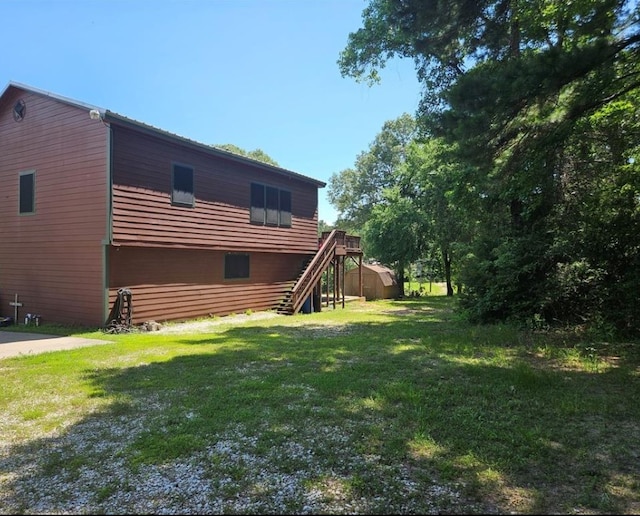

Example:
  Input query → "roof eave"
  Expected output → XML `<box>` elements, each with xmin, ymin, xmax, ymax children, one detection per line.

<box><xmin>2</xmin><ymin>81</ymin><xmax>105</xmax><ymax>116</ymax></box>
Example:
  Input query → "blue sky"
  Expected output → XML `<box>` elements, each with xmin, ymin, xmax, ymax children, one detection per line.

<box><xmin>0</xmin><ymin>0</ymin><xmax>423</xmax><ymax>224</ymax></box>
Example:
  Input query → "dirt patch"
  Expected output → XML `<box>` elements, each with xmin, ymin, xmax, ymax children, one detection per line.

<box><xmin>154</xmin><ymin>311</ymin><xmax>283</xmax><ymax>335</ymax></box>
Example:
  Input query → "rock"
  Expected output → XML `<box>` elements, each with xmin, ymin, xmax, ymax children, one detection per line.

<box><xmin>141</xmin><ymin>320</ymin><xmax>162</xmax><ymax>332</ymax></box>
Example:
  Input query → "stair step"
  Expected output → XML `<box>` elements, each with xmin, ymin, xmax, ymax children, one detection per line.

<box><xmin>276</xmin><ymin>235</ymin><xmax>337</xmax><ymax>315</ymax></box>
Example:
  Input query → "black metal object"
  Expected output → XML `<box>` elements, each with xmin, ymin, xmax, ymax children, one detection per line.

<box><xmin>105</xmin><ymin>288</ymin><xmax>133</xmax><ymax>333</ymax></box>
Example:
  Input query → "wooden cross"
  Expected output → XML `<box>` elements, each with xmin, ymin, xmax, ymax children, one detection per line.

<box><xmin>9</xmin><ymin>294</ymin><xmax>22</xmax><ymax>323</ymax></box>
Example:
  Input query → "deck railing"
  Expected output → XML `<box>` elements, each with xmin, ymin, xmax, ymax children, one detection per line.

<box><xmin>345</xmin><ymin>234</ymin><xmax>361</xmax><ymax>252</ymax></box>
<box><xmin>319</xmin><ymin>231</ymin><xmax>361</xmax><ymax>252</ymax></box>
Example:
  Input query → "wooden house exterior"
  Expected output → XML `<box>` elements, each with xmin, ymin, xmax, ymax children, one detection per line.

<box><xmin>0</xmin><ymin>82</ymin><xmax>353</xmax><ymax>327</ymax></box>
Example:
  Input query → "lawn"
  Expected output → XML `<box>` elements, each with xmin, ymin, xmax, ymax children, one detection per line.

<box><xmin>0</xmin><ymin>294</ymin><xmax>638</xmax><ymax>514</ymax></box>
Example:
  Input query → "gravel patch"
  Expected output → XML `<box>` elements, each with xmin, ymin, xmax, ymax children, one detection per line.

<box><xmin>0</xmin><ymin>411</ymin><xmax>474</xmax><ymax>515</ymax></box>
<box><xmin>155</xmin><ymin>311</ymin><xmax>283</xmax><ymax>335</ymax></box>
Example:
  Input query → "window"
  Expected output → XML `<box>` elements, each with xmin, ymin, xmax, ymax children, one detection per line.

<box><xmin>279</xmin><ymin>190</ymin><xmax>291</xmax><ymax>227</ymax></box>
<box><xmin>224</xmin><ymin>253</ymin><xmax>250</xmax><ymax>279</ymax></box>
<box><xmin>19</xmin><ymin>171</ymin><xmax>35</xmax><ymax>214</ymax></box>
<box><xmin>13</xmin><ymin>99</ymin><xmax>26</xmax><ymax>122</ymax></box>
<box><xmin>250</xmin><ymin>183</ymin><xmax>265</xmax><ymax>224</ymax></box>
<box><xmin>250</xmin><ymin>182</ymin><xmax>292</xmax><ymax>227</ymax></box>
<box><xmin>266</xmin><ymin>186</ymin><xmax>279</xmax><ymax>225</ymax></box>
<box><xmin>172</xmin><ymin>164</ymin><xmax>194</xmax><ymax>207</ymax></box>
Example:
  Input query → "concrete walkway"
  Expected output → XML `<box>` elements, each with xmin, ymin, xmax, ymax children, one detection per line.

<box><xmin>0</xmin><ymin>331</ymin><xmax>112</xmax><ymax>359</ymax></box>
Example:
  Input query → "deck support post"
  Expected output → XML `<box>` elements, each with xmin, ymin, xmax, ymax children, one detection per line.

<box><xmin>358</xmin><ymin>254</ymin><xmax>363</xmax><ymax>298</ymax></box>
<box><xmin>332</xmin><ymin>259</ymin><xmax>337</xmax><ymax>309</ymax></box>
<box><xmin>325</xmin><ymin>270</ymin><xmax>329</xmax><ymax>308</ymax></box>
<box><xmin>341</xmin><ymin>255</ymin><xmax>345</xmax><ymax>308</ymax></box>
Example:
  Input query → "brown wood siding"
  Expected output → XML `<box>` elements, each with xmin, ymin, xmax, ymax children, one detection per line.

<box><xmin>108</xmin><ymin>246</ymin><xmax>311</xmax><ymax>323</ymax></box>
<box><xmin>110</xmin><ymin>126</ymin><xmax>320</xmax><ymax>253</ymax></box>
<box><xmin>0</xmin><ymin>88</ymin><xmax>108</xmax><ymax>326</ymax></box>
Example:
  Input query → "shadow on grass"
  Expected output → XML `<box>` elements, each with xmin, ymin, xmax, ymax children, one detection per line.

<box><xmin>1</xmin><ymin>297</ymin><xmax>639</xmax><ymax>514</ymax></box>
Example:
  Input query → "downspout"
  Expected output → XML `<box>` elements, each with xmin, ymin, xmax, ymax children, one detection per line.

<box><xmin>102</xmin><ymin>120</ymin><xmax>114</xmax><ymax>324</ymax></box>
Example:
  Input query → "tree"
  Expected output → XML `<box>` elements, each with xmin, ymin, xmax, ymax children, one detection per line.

<box><xmin>541</xmin><ymin>85</ymin><xmax>640</xmax><ymax>333</ymax></box>
<box><xmin>363</xmin><ymin>187</ymin><xmax>425</xmax><ymax>295</ymax></box>
<box><xmin>339</xmin><ymin>0</ymin><xmax>640</xmax><ymax>333</ymax></box>
<box><xmin>214</xmin><ymin>143</ymin><xmax>280</xmax><ymax>167</ymax></box>
<box><xmin>399</xmin><ymin>138</ymin><xmax>475</xmax><ymax>296</ymax></box>
<box><xmin>327</xmin><ymin>113</ymin><xmax>417</xmax><ymax>228</ymax></box>
<box><xmin>340</xmin><ymin>1</ymin><xmax>639</xmax><ymax>202</ymax></box>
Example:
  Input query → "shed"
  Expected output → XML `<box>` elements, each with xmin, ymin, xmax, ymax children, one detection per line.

<box><xmin>345</xmin><ymin>264</ymin><xmax>400</xmax><ymax>300</ymax></box>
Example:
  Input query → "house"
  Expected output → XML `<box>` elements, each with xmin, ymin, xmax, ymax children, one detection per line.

<box><xmin>345</xmin><ymin>263</ymin><xmax>399</xmax><ymax>300</ymax></box>
<box><xmin>0</xmin><ymin>82</ymin><xmax>361</xmax><ymax>327</ymax></box>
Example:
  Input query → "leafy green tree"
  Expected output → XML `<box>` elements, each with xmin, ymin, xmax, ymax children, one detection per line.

<box><xmin>363</xmin><ymin>187</ymin><xmax>425</xmax><ymax>295</ymax></box>
<box><xmin>399</xmin><ymin>138</ymin><xmax>475</xmax><ymax>296</ymax></box>
<box><xmin>541</xmin><ymin>87</ymin><xmax>640</xmax><ymax>334</ymax></box>
<box><xmin>339</xmin><ymin>0</ymin><xmax>640</xmax><ymax>333</ymax></box>
<box><xmin>340</xmin><ymin>1</ymin><xmax>639</xmax><ymax>221</ymax></box>
<box><xmin>327</xmin><ymin>113</ymin><xmax>417</xmax><ymax>228</ymax></box>
<box><xmin>214</xmin><ymin>143</ymin><xmax>280</xmax><ymax>167</ymax></box>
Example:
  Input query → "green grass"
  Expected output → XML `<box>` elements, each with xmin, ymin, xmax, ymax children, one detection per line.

<box><xmin>1</xmin><ymin>296</ymin><xmax>639</xmax><ymax>514</ymax></box>
<box><xmin>405</xmin><ymin>280</ymin><xmax>447</xmax><ymax>296</ymax></box>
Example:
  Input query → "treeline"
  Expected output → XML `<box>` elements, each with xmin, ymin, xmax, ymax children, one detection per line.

<box><xmin>328</xmin><ymin>0</ymin><xmax>640</xmax><ymax>336</ymax></box>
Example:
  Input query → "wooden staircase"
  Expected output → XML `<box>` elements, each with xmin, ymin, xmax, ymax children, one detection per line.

<box><xmin>276</xmin><ymin>229</ymin><xmax>340</xmax><ymax>315</ymax></box>
<box><xmin>275</xmin><ymin>258</ymin><xmax>312</xmax><ymax>315</ymax></box>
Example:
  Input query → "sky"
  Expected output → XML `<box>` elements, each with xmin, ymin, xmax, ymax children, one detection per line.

<box><xmin>0</xmin><ymin>0</ymin><xmax>423</xmax><ymax>224</ymax></box>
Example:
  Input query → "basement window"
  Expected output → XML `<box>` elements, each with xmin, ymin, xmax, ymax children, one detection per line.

<box><xmin>172</xmin><ymin>164</ymin><xmax>194</xmax><ymax>207</ymax></box>
<box><xmin>225</xmin><ymin>253</ymin><xmax>250</xmax><ymax>279</ymax></box>
<box><xmin>19</xmin><ymin>170</ymin><xmax>35</xmax><ymax>215</ymax></box>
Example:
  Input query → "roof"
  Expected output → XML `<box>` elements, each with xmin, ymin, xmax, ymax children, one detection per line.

<box><xmin>1</xmin><ymin>81</ymin><xmax>326</xmax><ymax>188</ymax></box>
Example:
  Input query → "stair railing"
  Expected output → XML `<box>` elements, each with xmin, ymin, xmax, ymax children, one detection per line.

<box><xmin>290</xmin><ymin>229</ymin><xmax>339</xmax><ymax>314</ymax></box>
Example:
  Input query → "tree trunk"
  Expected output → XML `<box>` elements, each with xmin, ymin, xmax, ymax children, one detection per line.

<box><xmin>442</xmin><ymin>248</ymin><xmax>453</xmax><ymax>296</ymax></box>
<box><xmin>397</xmin><ymin>260</ymin><xmax>406</xmax><ymax>297</ymax></box>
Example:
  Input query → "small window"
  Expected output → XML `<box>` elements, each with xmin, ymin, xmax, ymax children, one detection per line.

<box><xmin>13</xmin><ymin>99</ymin><xmax>26</xmax><ymax>122</ymax></box>
<box><xmin>250</xmin><ymin>183</ymin><xmax>265</xmax><ymax>223</ymax></box>
<box><xmin>172</xmin><ymin>164</ymin><xmax>194</xmax><ymax>207</ymax></box>
<box><xmin>225</xmin><ymin>253</ymin><xmax>250</xmax><ymax>279</ymax></box>
<box><xmin>19</xmin><ymin>171</ymin><xmax>35</xmax><ymax>214</ymax></box>
<box><xmin>279</xmin><ymin>190</ymin><xmax>291</xmax><ymax>227</ymax></box>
